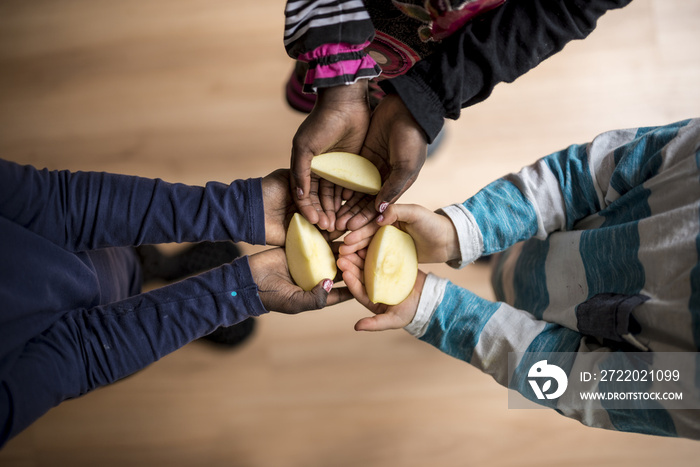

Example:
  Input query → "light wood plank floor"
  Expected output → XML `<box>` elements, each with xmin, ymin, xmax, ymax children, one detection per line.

<box><xmin>1</xmin><ymin>1</ymin><xmax>699</xmax><ymax>465</ymax></box>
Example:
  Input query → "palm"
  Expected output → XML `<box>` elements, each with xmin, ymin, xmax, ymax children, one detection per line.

<box><xmin>336</xmin><ymin>95</ymin><xmax>428</xmax><ymax>231</ymax></box>
<box><xmin>291</xmin><ymin>82</ymin><xmax>371</xmax><ymax>231</ymax></box>
<box><xmin>337</xmin><ymin>250</ymin><xmax>425</xmax><ymax>331</ymax></box>
<box><xmin>249</xmin><ymin>248</ymin><xmax>352</xmax><ymax>314</ymax></box>
<box><xmin>249</xmin><ymin>248</ymin><xmax>304</xmax><ymax>313</ymax></box>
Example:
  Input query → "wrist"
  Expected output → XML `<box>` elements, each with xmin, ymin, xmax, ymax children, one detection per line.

<box><xmin>439</xmin><ymin>212</ymin><xmax>461</xmax><ymax>263</ymax></box>
<box><xmin>378</xmin><ymin>94</ymin><xmax>428</xmax><ymax>144</ymax></box>
<box><xmin>317</xmin><ymin>81</ymin><xmax>369</xmax><ymax>107</ymax></box>
<box><xmin>378</xmin><ymin>77</ymin><xmax>443</xmax><ymax>144</ymax></box>
<box><xmin>404</xmin><ymin>272</ymin><xmax>447</xmax><ymax>338</ymax></box>
<box><xmin>438</xmin><ymin>204</ymin><xmax>484</xmax><ymax>268</ymax></box>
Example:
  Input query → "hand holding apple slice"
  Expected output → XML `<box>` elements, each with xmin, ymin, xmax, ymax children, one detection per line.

<box><xmin>285</xmin><ymin>213</ymin><xmax>338</xmax><ymax>291</ymax></box>
<box><xmin>310</xmin><ymin>152</ymin><xmax>382</xmax><ymax>195</ymax></box>
<box><xmin>364</xmin><ymin>225</ymin><xmax>418</xmax><ymax>305</ymax></box>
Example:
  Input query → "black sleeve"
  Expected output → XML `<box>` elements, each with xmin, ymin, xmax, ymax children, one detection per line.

<box><xmin>379</xmin><ymin>0</ymin><xmax>634</xmax><ymax>142</ymax></box>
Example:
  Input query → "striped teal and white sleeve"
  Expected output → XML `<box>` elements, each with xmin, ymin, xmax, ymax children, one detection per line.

<box><xmin>407</xmin><ymin>274</ymin><xmax>700</xmax><ymax>438</ymax></box>
<box><xmin>406</xmin><ymin>119</ymin><xmax>700</xmax><ymax>439</ymax></box>
<box><xmin>440</xmin><ymin>119</ymin><xmax>698</xmax><ymax>267</ymax></box>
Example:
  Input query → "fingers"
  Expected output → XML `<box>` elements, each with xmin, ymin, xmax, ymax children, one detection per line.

<box><xmin>290</xmin><ymin>172</ymin><xmax>319</xmax><ymax>226</ymax></box>
<box><xmin>337</xmin><ymin>251</ymin><xmax>365</xmax><ymax>272</ymax></box>
<box><xmin>344</xmin><ymin>204</ymin><xmax>380</xmax><ymax>231</ymax></box>
<box><xmin>338</xmin><ymin>236</ymin><xmax>372</xmax><ymax>256</ymax></box>
<box><xmin>292</xmin><ymin>278</ymin><xmax>350</xmax><ymax>313</ymax></box>
<box><xmin>334</xmin><ymin>184</ymin><xmax>345</xmax><ymax>212</ymax></box>
<box><xmin>337</xmin><ymin>196</ymin><xmax>380</xmax><ymax>231</ymax></box>
<box><xmin>290</xmin><ymin>145</ymin><xmax>312</xmax><ymax>205</ymax></box>
<box><xmin>375</xmin><ymin>203</ymin><xmax>422</xmax><ymax>227</ymax></box>
<box><xmin>324</xmin><ymin>283</ymin><xmax>353</xmax><ymax>307</ymax></box>
<box><xmin>340</xmin><ymin>222</ymin><xmax>380</xmax><ymax>255</ymax></box>
<box><xmin>319</xmin><ymin>178</ymin><xmax>337</xmax><ymax>231</ymax></box>
<box><xmin>335</xmin><ymin>192</ymin><xmax>374</xmax><ymax>231</ymax></box>
<box><xmin>338</xmin><ymin>255</ymin><xmax>368</xmax><ymax>302</ymax></box>
<box><xmin>373</xmin><ymin>164</ymin><xmax>422</xmax><ymax>213</ymax></box>
<box><xmin>295</xmin><ymin>176</ymin><xmax>331</xmax><ymax>230</ymax></box>
<box><xmin>341</xmin><ymin>269</ymin><xmax>371</xmax><ymax>308</ymax></box>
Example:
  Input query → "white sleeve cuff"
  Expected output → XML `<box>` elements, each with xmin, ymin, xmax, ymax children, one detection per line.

<box><xmin>438</xmin><ymin>204</ymin><xmax>483</xmax><ymax>269</ymax></box>
<box><xmin>404</xmin><ymin>273</ymin><xmax>449</xmax><ymax>338</ymax></box>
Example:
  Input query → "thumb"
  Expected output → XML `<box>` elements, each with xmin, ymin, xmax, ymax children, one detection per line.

<box><xmin>374</xmin><ymin>167</ymin><xmax>417</xmax><ymax>213</ymax></box>
<box><xmin>300</xmin><ymin>278</ymin><xmax>335</xmax><ymax>312</ymax></box>
<box><xmin>376</xmin><ymin>203</ymin><xmax>419</xmax><ymax>227</ymax></box>
<box><xmin>354</xmin><ymin>313</ymin><xmax>407</xmax><ymax>332</ymax></box>
<box><xmin>291</xmin><ymin>146</ymin><xmax>314</xmax><ymax>200</ymax></box>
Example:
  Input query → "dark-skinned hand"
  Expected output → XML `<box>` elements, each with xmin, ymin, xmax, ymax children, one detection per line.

<box><xmin>249</xmin><ymin>247</ymin><xmax>351</xmax><ymax>313</ymax></box>
<box><xmin>335</xmin><ymin>94</ymin><xmax>428</xmax><ymax>232</ymax></box>
<box><xmin>290</xmin><ymin>81</ymin><xmax>371</xmax><ymax>232</ymax></box>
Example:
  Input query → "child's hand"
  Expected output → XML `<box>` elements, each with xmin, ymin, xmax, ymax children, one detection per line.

<box><xmin>249</xmin><ymin>248</ymin><xmax>351</xmax><ymax>313</ymax></box>
<box><xmin>261</xmin><ymin>169</ymin><xmax>296</xmax><ymax>246</ymax></box>
<box><xmin>291</xmin><ymin>81</ymin><xmax>371</xmax><ymax>232</ymax></box>
<box><xmin>337</xmin><ymin>249</ymin><xmax>426</xmax><ymax>331</ymax></box>
<box><xmin>335</xmin><ymin>94</ymin><xmax>428</xmax><ymax>232</ymax></box>
<box><xmin>340</xmin><ymin>203</ymin><xmax>461</xmax><ymax>264</ymax></box>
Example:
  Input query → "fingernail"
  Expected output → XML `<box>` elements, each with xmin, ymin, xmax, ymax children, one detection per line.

<box><xmin>296</xmin><ymin>187</ymin><xmax>304</xmax><ymax>199</ymax></box>
<box><xmin>376</xmin><ymin>214</ymin><xmax>384</xmax><ymax>223</ymax></box>
<box><xmin>378</xmin><ymin>202</ymin><xmax>388</xmax><ymax>213</ymax></box>
<box><xmin>322</xmin><ymin>279</ymin><xmax>333</xmax><ymax>293</ymax></box>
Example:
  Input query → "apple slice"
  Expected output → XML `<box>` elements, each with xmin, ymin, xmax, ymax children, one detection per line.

<box><xmin>310</xmin><ymin>152</ymin><xmax>381</xmax><ymax>195</ymax></box>
<box><xmin>364</xmin><ymin>225</ymin><xmax>418</xmax><ymax>305</ymax></box>
<box><xmin>285</xmin><ymin>213</ymin><xmax>337</xmax><ymax>291</ymax></box>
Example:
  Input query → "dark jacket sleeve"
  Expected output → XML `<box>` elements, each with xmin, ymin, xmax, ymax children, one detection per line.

<box><xmin>0</xmin><ymin>159</ymin><xmax>266</xmax><ymax>251</ymax></box>
<box><xmin>0</xmin><ymin>256</ymin><xmax>268</xmax><ymax>446</ymax></box>
<box><xmin>379</xmin><ymin>0</ymin><xmax>634</xmax><ymax>142</ymax></box>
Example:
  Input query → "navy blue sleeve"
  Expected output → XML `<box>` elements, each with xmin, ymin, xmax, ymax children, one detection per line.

<box><xmin>380</xmin><ymin>0</ymin><xmax>633</xmax><ymax>142</ymax></box>
<box><xmin>0</xmin><ymin>256</ymin><xmax>268</xmax><ymax>446</ymax></box>
<box><xmin>0</xmin><ymin>159</ymin><xmax>266</xmax><ymax>251</ymax></box>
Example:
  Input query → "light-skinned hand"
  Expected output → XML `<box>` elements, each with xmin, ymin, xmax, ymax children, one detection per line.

<box><xmin>335</xmin><ymin>94</ymin><xmax>428</xmax><ymax>232</ymax></box>
<box><xmin>340</xmin><ymin>203</ymin><xmax>460</xmax><ymax>264</ymax></box>
<box><xmin>291</xmin><ymin>81</ymin><xmax>371</xmax><ymax>232</ymax></box>
<box><xmin>249</xmin><ymin>247</ymin><xmax>351</xmax><ymax>313</ymax></box>
<box><xmin>337</xmin><ymin>249</ymin><xmax>426</xmax><ymax>331</ymax></box>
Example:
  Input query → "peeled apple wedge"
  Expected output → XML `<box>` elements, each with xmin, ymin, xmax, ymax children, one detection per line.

<box><xmin>285</xmin><ymin>213</ymin><xmax>337</xmax><ymax>291</ymax></box>
<box><xmin>310</xmin><ymin>152</ymin><xmax>382</xmax><ymax>195</ymax></box>
<box><xmin>364</xmin><ymin>225</ymin><xmax>418</xmax><ymax>305</ymax></box>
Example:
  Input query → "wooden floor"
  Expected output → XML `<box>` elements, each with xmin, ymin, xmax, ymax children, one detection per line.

<box><xmin>1</xmin><ymin>0</ymin><xmax>700</xmax><ymax>465</ymax></box>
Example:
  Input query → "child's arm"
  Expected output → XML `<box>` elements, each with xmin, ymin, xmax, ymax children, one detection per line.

<box><xmin>0</xmin><ymin>248</ymin><xmax>351</xmax><ymax>446</ymax></box>
<box><xmin>381</xmin><ymin>0</ymin><xmax>634</xmax><ymax>143</ymax></box>
<box><xmin>344</xmin><ymin>119</ymin><xmax>700</xmax><ymax>269</ymax></box>
<box><xmin>340</xmin><ymin>203</ymin><xmax>462</xmax><ymax>263</ymax></box>
<box><xmin>443</xmin><ymin>119</ymin><xmax>698</xmax><ymax>266</ymax></box>
<box><xmin>411</xmin><ymin>274</ymin><xmax>697</xmax><ymax>438</ymax></box>
<box><xmin>284</xmin><ymin>0</ymin><xmax>380</xmax><ymax>231</ymax></box>
<box><xmin>0</xmin><ymin>159</ymin><xmax>265</xmax><ymax>252</ymax></box>
<box><xmin>342</xmin><ymin>121</ymin><xmax>700</xmax><ymax>266</ymax></box>
<box><xmin>337</xmin><ymin>256</ymin><xmax>697</xmax><ymax>439</ymax></box>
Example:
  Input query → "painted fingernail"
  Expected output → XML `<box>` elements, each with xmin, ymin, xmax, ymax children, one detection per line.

<box><xmin>379</xmin><ymin>202</ymin><xmax>389</xmax><ymax>213</ymax></box>
<box><xmin>296</xmin><ymin>187</ymin><xmax>304</xmax><ymax>199</ymax></box>
<box><xmin>376</xmin><ymin>214</ymin><xmax>384</xmax><ymax>223</ymax></box>
<box><xmin>322</xmin><ymin>279</ymin><xmax>333</xmax><ymax>293</ymax></box>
